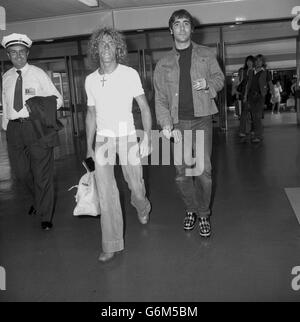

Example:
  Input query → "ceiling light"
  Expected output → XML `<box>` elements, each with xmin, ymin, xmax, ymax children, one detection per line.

<box><xmin>235</xmin><ymin>16</ymin><xmax>246</xmax><ymax>24</ymax></box>
<box><xmin>78</xmin><ymin>0</ymin><xmax>99</xmax><ymax>7</ymax></box>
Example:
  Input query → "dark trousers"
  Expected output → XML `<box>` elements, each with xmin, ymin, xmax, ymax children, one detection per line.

<box><xmin>248</xmin><ymin>95</ymin><xmax>264</xmax><ymax>139</ymax></box>
<box><xmin>239</xmin><ymin>101</ymin><xmax>251</xmax><ymax>134</ymax></box>
<box><xmin>173</xmin><ymin>117</ymin><xmax>213</xmax><ymax>218</ymax></box>
<box><xmin>6</xmin><ymin>121</ymin><xmax>55</xmax><ymax>222</ymax></box>
<box><xmin>240</xmin><ymin>96</ymin><xmax>264</xmax><ymax>139</ymax></box>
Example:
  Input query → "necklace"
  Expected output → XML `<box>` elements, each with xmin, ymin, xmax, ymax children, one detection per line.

<box><xmin>98</xmin><ymin>64</ymin><xmax>118</xmax><ymax>87</ymax></box>
<box><xmin>100</xmin><ymin>76</ymin><xmax>107</xmax><ymax>87</ymax></box>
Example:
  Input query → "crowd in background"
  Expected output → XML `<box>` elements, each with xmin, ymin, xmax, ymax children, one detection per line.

<box><xmin>231</xmin><ymin>54</ymin><xmax>297</xmax><ymax>143</ymax></box>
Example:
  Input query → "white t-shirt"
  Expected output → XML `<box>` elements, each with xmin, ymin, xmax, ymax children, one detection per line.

<box><xmin>85</xmin><ymin>64</ymin><xmax>144</xmax><ymax>137</ymax></box>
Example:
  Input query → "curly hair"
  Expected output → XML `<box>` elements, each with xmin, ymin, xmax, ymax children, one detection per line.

<box><xmin>88</xmin><ymin>27</ymin><xmax>128</xmax><ymax>69</ymax></box>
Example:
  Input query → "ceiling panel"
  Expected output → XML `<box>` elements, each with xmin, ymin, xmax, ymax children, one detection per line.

<box><xmin>1</xmin><ymin>0</ymin><xmax>213</xmax><ymax>23</ymax></box>
<box><xmin>103</xmin><ymin>0</ymin><xmax>211</xmax><ymax>10</ymax></box>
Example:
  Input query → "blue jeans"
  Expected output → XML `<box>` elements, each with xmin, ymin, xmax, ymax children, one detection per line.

<box><xmin>173</xmin><ymin>116</ymin><xmax>213</xmax><ymax>218</ymax></box>
<box><xmin>94</xmin><ymin>134</ymin><xmax>150</xmax><ymax>253</ymax></box>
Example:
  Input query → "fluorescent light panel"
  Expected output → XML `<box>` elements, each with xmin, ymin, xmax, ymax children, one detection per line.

<box><xmin>78</xmin><ymin>0</ymin><xmax>99</xmax><ymax>7</ymax></box>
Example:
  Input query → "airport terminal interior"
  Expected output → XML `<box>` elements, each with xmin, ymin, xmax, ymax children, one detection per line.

<box><xmin>0</xmin><ymin>0</ymin><xmax>300</xmax><ymax>301</ymax></box>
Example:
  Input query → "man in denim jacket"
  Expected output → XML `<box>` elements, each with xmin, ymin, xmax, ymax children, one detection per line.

<box><xmin>154</xmin><ymin>9</ymin><xmax>224</xmax><ymax>237</ymax></box>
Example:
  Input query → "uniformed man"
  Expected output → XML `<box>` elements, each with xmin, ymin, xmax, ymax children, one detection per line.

<box><xmin>1</xmin><ymin>33</ymin><xmax>63</xmax><ymax>230</ymax></box>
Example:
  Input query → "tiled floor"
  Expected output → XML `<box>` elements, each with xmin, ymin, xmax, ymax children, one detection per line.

<box><xmin>1</xmin><ymin>112</ymin><xmax>300</xmax><ymax>301</ymax></box>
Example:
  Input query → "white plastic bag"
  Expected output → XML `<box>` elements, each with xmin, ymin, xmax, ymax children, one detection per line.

<box><xmin>69</xmin><ymin>171</ymin><xmax>100</xmax><ymax>217</ymax></box>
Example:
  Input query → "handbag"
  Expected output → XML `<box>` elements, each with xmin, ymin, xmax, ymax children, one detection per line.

<box><xmin>69</xmin><ymin>171</ymin><xmax>100</xmax><ymax>217</ymax></box>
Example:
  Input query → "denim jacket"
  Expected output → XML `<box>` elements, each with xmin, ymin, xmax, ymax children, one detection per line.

<box><xmin>153</xmin><ymin>42</ymin><xmax>224</xmax><ymax>128</ymax></box>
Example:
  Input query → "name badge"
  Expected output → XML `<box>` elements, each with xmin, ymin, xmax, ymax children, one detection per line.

<box><xmin>25</xmin><ymin>88</ymin><xmax>36</xmax><ymax>95</ymax></box>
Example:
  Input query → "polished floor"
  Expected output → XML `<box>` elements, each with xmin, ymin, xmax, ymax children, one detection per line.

<box><xmin>1</xmin><ymin>111</ymin><xmax>300</xmax><ymax>302</ymax></box>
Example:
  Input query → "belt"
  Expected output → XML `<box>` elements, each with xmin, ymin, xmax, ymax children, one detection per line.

<box><xmin>10</xmin><ymin>118</ymin><xmax>30</xmax><ymax>123</ymax></box>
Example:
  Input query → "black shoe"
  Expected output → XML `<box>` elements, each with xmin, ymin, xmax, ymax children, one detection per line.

<box><xmin>41</xmin><ymin>221</ymin><xmax>53</xmax><ymax>231</ymax></box>
<box><xmin>183</xmin><ymin>212</ymin><xmax>197</xmax><ymax>231</ymax></box>
<box><xmin>28</xmin><ymin>206</ymin><xmax>37</xmax><ymax>216</ymax></box>
<box><xmin>251</xmin><ymin>137</ymin><xmax>261</xmax><ymax>143</ymax></box>
<box><xmin>199</xmin><ymin>217</ymin><xmax>211</xmax><ymax>237</ymax></box>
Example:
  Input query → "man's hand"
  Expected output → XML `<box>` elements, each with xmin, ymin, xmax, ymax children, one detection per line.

<box><xmin>162</xmin><ymin>125</ymin><xmax>173</xmax><ymax>140</ymax></box>
<box><xmin>86</xmin><ymin>147</ymin><xmax>95</xmax><ymax>160</ymax></box>
<box><xmin>193</xmin><ymin>78</ymin><xmax>208</xmax><ymax>91</ymax></box>
<box><xmin>172</xmin><ymin>129</ymin><xmax>182</xmax><ymax>144</ymax></box>
<box><xmin>162</xmin><ymin>126</ymin><xmax>181</xmax><ymax>143</ymax></box>
<box><xmin>139</xmin><ymin>137</ymin><xmax>152</xmax><ymax>158</ymax></box>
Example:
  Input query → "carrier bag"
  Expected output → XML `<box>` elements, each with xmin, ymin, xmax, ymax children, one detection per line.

<box><xmin>69</xmin><ymin>171</ymin><xmax>100</xmax><ymax>217</ymax></box>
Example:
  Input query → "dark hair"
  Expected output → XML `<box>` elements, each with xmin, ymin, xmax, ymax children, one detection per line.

<box><xmin>243</xmin><ymin>55</ymin><xmax>255</xmax><ymax>69</ymax></box>
<box><xmin>168</xmin><ymin>9</ymin><xmax>195</xmax><ymax>31</ymax></box>
<box><xmin>255</xmin><ymin>54</ymin><xmax>267</xmax><ymax>68</ymax></box>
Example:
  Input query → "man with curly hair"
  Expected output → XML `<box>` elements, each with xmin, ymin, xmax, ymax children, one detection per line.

<box><xmin>85</xmin><ymin>27</ymin><xmax>152</xmax><ymax>262</ymax></box>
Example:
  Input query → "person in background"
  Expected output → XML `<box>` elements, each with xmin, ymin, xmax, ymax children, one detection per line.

<box><xmin>1</xmin><ymin>33</ymin><xmax>63</xmax><ymax>230</ymax></box>
<box><xmin>291</xmin><ymin>78</ymin><xmax>297</xmax><ymax>101</ymax></box>
<box><xmin>244</xmin><ymin>54</ymin><xmax>272</xmax><ymax>143</ymax></box>
<box><xmin>154</xmin><ymin>9</ymin><xmax>224</xmax><ymax>237</ymax></box>
<box><xmin>271</xmin><ymin>80</ymin><xmax>283</xmax><ymax>114</ymax></box>
<box><xmin>85</xmin><ymin>27</ymin><xmax>152</xmax><ymax>262</ymax></box>
<box><xmin>238</xmin><ymin>55</ymin><xmax>255</xmax><ymax>138</ymax></box>
<box><xmin>231</xmin><ymin>72</ymin><xmax>241</xmax><ymax>119</ymax></box>
<box><xmin>288</xmin><ymin>78</ymin><xmax>298</xmax><ymax>111</ymax></box>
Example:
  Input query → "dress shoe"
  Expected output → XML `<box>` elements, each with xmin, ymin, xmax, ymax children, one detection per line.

<box><xmin>28</xmin><ymin>206</ymin><xmax>37</xmax><ymax>216</ymax></box>
<box><xmin>251</xmin><ymin>137</ymin><xmax>261</xmax><ymax>143</ymax></box>
<box><xmin>41</xmin><ymin>221</ymin><xmax>53</xmax><ymax>231</ymax></box>
<box><xmin>98</xmin><ymin>252</ymin><xmax>115</xmax><ymax>263</ymax></box>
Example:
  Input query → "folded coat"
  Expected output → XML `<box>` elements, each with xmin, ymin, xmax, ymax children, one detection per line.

<box><xmin>25</xmin><ymin>95</ymin><xmax>63</xmax><ymax>147</ymax></box>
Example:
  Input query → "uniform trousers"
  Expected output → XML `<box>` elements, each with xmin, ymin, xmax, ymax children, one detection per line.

<box><xmin>6</xmin><ymin>120</ymin><xmax>55</xmax><ymax>222</ymax></box>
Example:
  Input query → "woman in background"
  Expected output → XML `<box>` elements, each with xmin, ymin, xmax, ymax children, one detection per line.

<box><xmin>238</xmin><ymin>55</ymin><xmax>255</xmax><ymax>138</ymax></box>
<box><xmin>271</xmin><ymin>80</ymin><xmax>283</xmax><ymax>114</ymax></box>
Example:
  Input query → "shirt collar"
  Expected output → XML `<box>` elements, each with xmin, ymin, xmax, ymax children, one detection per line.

<box><xmin>172</xmin><ymin>41</ymin><xmax>195</xmax><ymax>56</ymax></box>
<box><xmin>13</xmin><ymin>63</ymin><xmax>29</xmax><ymax>73</ymax></box>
